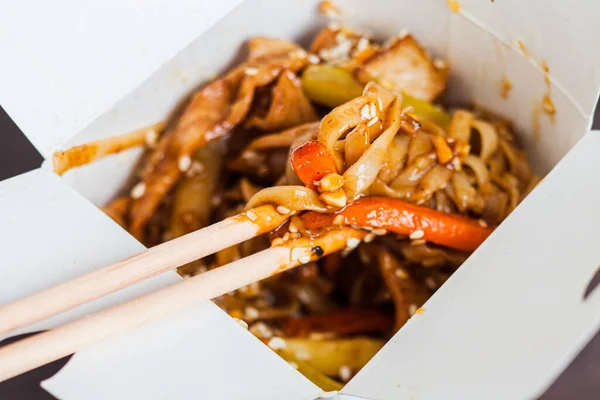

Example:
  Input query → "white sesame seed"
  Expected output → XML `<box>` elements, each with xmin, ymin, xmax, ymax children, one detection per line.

<box><xmin>288</xmin><ymin>223</ymin><xmax>298</xmax><ymax>233</ymax></box>
<box><xmin>425</xmin><ymin>277</ymin><xmax>437</xmax><ymax>290</ymax></box>
<box><xmin>268</xmin><ymin>336</ymin><xmax>287</xmax><ymax>350</ymax></box>
<box><xmin>364</xmin><ymin>233</ymin><xmax>375</xmax><ymax>243</ymax></box>
<box><xmin>333</xmin><ymin>214</ymin><xmax>345</xmax><ymax>225</ymax></box>
<box><xmin>360</xmin><ymin>104</ymin><xmax>372</xmax><ymax>120</ymax></box>
<box><xmin>244</xmin><ymin>306</ymin><xmax>260</xmax><ymax>320</ymax></box>
<box><xmin>408</xmin><ymin>303</ymin><xmax>418</xmax><ymax>316</ymax></box>
<box><xmin>289</xmin><ymin>361</ymin><xmax>299</xmax><ymax>369</ymax></box>
<box><xmin>356</xmin><ymin>37</ymin><xmax>369</xmax><ymax>53</ymax></box>
<box><xmin>272</xmin><ymin>238</ymin><xmax>284</xmax><ymax>246</ymax></box>
<box><xmin>377</xmin><ymin>97</ymin><xmax>383</xmax><ymax>111</ymax></box>
<box><xmin>182</xmin><ymin>273</ymin><xmax>191</xmax><ymax>280</ymax></box>
<box><xmin>367</xmin><ymin>116</ymin><xmax>379</xmax><ymax>126</ymax></box>
<box><xmin>178</xmin><ymin>155</ymin><xmax>192</xmax><ymax>172</ymax></box>
<box><xmin>290</xmin><ymin>49</ymin><xmax>307</xmax><ymax>59</ymax></box>
<box><xmin>283</xmin><ymin>233</ymin><xmax>291</xmax><ymax>241</ymax></box>
<box><xmin>234</xmin><ymin>318</ymin><xmax>249</xmax><ymax>329</ymax></box>
<box><xmin>145</xmin><ymin>129</ymin><xmax>158</xmax><ymax>147</ymax></box>
<box><xmin>433</xmin><ymin>58</ymin><xmax>448</xmax><ymax>69</ymax></box>
<box><xmin>185</xmin><ymin>161</ymin><xmax>205</xmax><ymax>177</ymax></box>
<box><xmin>246</xmin><ymin>209</ymin><xmax>258</xmax><ymax>222</ymax></box>
<box><xmin>339</xmin><ymin>365</ymin><xmax>352</xmax><ymax>382</ymax></box>
<box><xmin>478</xmin><ymin>219</ymin><xmax>488</xmax><ymax>228</ymax></box>
<box><xmin>409</xmin><ymin>229</ymin><xmax>425</xmax><ymax>239</ymax></box>
<box><xmin>130</xmin><ymin>182</ymin><xmax>146</xmax><ymax>199</ymax></box>
<box><xmin>250</xmin><ymin>321</ymin><xmax>273</xmax><ymax>338</ymax></box>
<box><xmin>294</xmin><ymin>349</ymin><xmax>310</xmax><ymax>360</ymax></box>
<box><xmin>346</xmin><ymin>237</ymin><xmax>361</xmax><ymax>249</ymax></box>
<box><xmin>372</xmin><ymin>228</ymin><xmax>387</xmax><ymax>236</ymax></box>
<box><xmin>411</xmin><ymin>239</ymin><xmax>426</xmax><ymax>246</ymax></box>
<box><xmin>277</xmin><ymin>205</ymin><xmax>291</xmax><ymax>215</ymax></box>
<box><xmin>370</xmin><ymin>102</ymin><xmax>377</xmax><ymax>118</ymax></box>
<box><xmin>298</xmin><ymin>255</ymin><xmax>311</xmax><ymax>264</ymax></box>
<box><xmin>245</xmin><ymin>67</ymin><xmax>259</xmax><ymax>76</ymax></box>
<box><xmin>398</xmin><ymin>29</ymin><xmax>410</xmax><ymax>40</ymax></box>
<box><xmin>395</xmin><ymin>268</ymin><xmax>409</xmax><ymax>279</ymax></box>
<box><xmin>308</xmin><ymin>54</ymin><xmax>320</xmax><ymax>64</ymax></box>
<box><xmin>291</xmin><ymin>247</ymin><xmax>307</xmax><ymax>261</ymax></box>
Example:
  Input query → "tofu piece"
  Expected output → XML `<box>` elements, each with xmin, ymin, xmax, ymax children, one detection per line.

<box><xmin>356</xmin><ymin>35</ymin><xmax>447</xmax><ymax>101</ymax></box>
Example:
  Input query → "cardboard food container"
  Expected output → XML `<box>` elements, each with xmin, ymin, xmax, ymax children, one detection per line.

<box><xmin>1</xmin><ymin>0</ymin><xmax>600</xmax><ymax>398</ymax></box>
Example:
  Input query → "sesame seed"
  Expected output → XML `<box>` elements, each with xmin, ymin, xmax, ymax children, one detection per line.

<box><xmin>289</xmin><ymin>361</ymin><xmax>299</xmax><ymax>369</ymax></box>
<box><xmin>295</xmin><ymin>349</ymin><xmax>310</xmax><ymax>360</ymax></box>
<box><xmin>290</xmin><ymin>49</ymin><xmax>307</xmax><ymax>59</ymax></box>
<box><xmin>245</xmin><ymin>67</ymin><xmax>259</xmax><ymax>76</ymax></box>
<box><xmin>320</xmin><ymin>190</ymin><xmax>347</xmax><ymax>208</ymax></box>
<box><xmin>298</xmin><ymin>255</ymin><xmax>311</xmax><ymax>264</ymax></box>
<box><xmin>272</xmin><ymin>238</ymin><xmax>284</xmax><ymax>246</ymax></box>
<box><xmin>433</xmin><ymin>59</ymin><xmax>448</xmax><ymax>69</ymax></box>
<box><xmin>182</xmin><ymin>273</ymin><xmax>191</xmax><ymax>280</ymax></box>
<box><xmin>178</xmin><ymin>155</ymin><xmax>192</xmax><ymax>172</ymax></box>
<box><xmin>367</xmin><ymin>116</ymin><xmax>379</xmax><ymax>126</ymax></box>
<box><xmin>425</xmin><ymin>277</ymin><xmax>437</xmax><ymax>289</ymax></box>
<box><xmin>356</xmin><ymin>37</ymin><xmax>369</xmax><ymax>53</ymax></box>
<box><xmin>364</xmin><ymin>233</ymin><xmax>375</xmax><ymax>243</ymax></box>
<box><xmin>291</xmin><ymin>247</ymin><xmax>306</xmax><ymax>261</ymax></box>
<box><xmin>408</xmin><ymin>303</ymin><xmax>418</xmax><ymax>316</ymax></box>
<box><xmin>234</xmin><ymin>318</ymin><xmax>249</xmax><ymax>330</ymax></box>
<box><xmin>145</xmin><ymin>129</ymin><xmax>158</xmax><ymax>147</ymax></box>
<box><xmin>372</xmin><ymin>228</ymin><xmax>387</xmax><ymax>236</ymax></box>
<box><xmin>478</xmin><ymin>219</ymin><xmax>488</xmax><ymax>228</ymax></box>
<box><xmin>250</xmin><ymin>321</ymin><xmax>273</xmax><ymax>338</ymax></box>
<box><xmin>333</xmin><ymin>215</ymin><xmax>345</xmax><ymax>225</ymax></box>
<box><xmin>398</xmin><ymin>29</ymin><xmax>409</xmax><ymax>40</ymax></box>
<box><xmin>360</xmin><ymin>104</ymin><xmax>372</xmax><ymax>120</ymax></box>
<box><xmin>308</xmin><ymin>54</ymin><xmax>320</xmax><ymax>64</ymax></box>
<box><xmin>268</xmin><ymin>336</ymin><xmax>287</xmax><ymax>350</ymax></box>
<box><xmin>346</xmin><ymin>237</ymin><xmax>361</xmax><ymax>249</ymax></box>
<box><xmin>186</xmin><ymin>161</ymin><xmax>205</xmax><ymax>177</ymax></box>
<box><xmin>370</xmin><ymin>102</ymin><xmax>377</xmax><ymax>118</ymax></box>
<box><xmin>244</xmin><ymin>306</ymin><xmax>260</xmax><ymax>320</ymax></box>
<box><xmin>277</xmin><ymin>205</ymin><xmax>291</xmax><ymax>215</ymax></box>
<box><xmin>395</xmin><ymin>268</ymin><xmax>409</xmax><ymax>279</ymax></box>
<box><xmin>246</xmin><ymin>209</ymin><xmax>258</xmax><ymax>222</ymax></box>
<box><xmin>288</xmin><ymin>223</ymin><xmax>298</xmax><ymax>233</ymax></box>
<box><xmin>339</xmin><ymin>365</ymin><xmax>352</xmax><ymax>382</ymax></box>
<box><xmin>282</xmin><ymin>233</ymin><xmax>291</xmax><ymax>241</ymax></box>
<box><xmin>377</xmin><ymin>97</ymin><xmax>383</xmax><ymax>111</ymax></box>
<box><xmin>409</xmin><ymin>229</ymin><xmax>425</xmax><ymax>239</ymax></box>
<box><xmin>130</xmin><ymin>182</ymin><xmax>146</xmax><ymax>199</ymax></box>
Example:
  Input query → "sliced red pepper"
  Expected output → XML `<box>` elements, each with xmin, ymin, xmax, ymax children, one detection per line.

<box><xmin>301</xmin><ymin>197</ymin><xmax>493</xmax><ymax>252</ymax></box>
<box><xmin>281</xmin><ymin>308</ymin><xmax>393</xmax><ymax>338</ymax></box>
<box><xmin>290</xmin><ymin>140</ymin><xmax>337</xmax><ymax>190</ymax></box>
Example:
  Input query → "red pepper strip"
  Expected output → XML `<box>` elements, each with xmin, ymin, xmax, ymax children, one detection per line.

<box><xmin>281</xmin><ymin>308</ymin><xmax>393</xmax><ymax>338</ymax></box>
<box><xmin>301</xmin><ymin>197</ymin><xmax>494</xmax><ymax>252</ymax></box>
<box><xmin>290</xmin><ymin>140</ymin><xmax>337</xmax><ymax>190</ymax></box>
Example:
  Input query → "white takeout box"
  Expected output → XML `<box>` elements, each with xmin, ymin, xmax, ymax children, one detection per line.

<box><xmin>2</xmin><ymin>0</ymin><xmax>600</xmax><ymax>398</ymax></box>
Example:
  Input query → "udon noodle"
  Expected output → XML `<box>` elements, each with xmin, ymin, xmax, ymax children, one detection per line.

<box><xmin>54</xmin><ymin>24</ymin><xmax>537</xmax><ymax>389</ymax></box>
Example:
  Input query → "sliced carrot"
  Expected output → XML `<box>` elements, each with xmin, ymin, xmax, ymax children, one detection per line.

<box><xmin>290</xmin><ymin>140</ymin><xmax>338</xmax><ymax>190</ymax></box>
<box><xmin>301</xmin><ymin>197</ymin><xmax>493</xmax><ymax>252</ymax></box>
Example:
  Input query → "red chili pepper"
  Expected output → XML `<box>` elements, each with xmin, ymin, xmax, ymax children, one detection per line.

<box><xmin>290</xmin><ymin>140</ymin><xmax>337</xmax><ymax>190</ymax></box>
<box><xmin>301</xmin><ymin>197</ymin><xmax>493</xmax><ymax>252</ymax></box>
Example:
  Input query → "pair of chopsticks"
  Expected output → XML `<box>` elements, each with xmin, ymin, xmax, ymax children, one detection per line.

<box><xmin>0</xmin><ymin>204</ymin><xmax>363</xmax><ymax>383</ymax></box>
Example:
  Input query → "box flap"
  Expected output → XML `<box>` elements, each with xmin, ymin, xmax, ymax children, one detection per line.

<box><xmin>342</xmin><ymin>131</ymin><xmax>600</xmax><ymax>399</ymax></box>
<box><xmin>0</xmin><ymin>0</ymin><xmax>242</xmax><ymax>159</ymax></box>
<box><xmin>457</xmin><ymin>0</ymin><xmax>600</xmax><ymax>117</ymax></box>
<box><xmin>0</xmin><ymin>169</ymin><xmax>320</xmax><ymax>399</ymax></box>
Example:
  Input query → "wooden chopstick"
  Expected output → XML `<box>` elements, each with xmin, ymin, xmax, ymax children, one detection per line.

<box><xmin>0</xmin><ymin>205</ymin><xmax>288</xmax><ymax>338</ymax></box>
<box><xmin>0</xmin><ymin>228</ymin><xmax>363</xmax><ymax>383</ymax></box>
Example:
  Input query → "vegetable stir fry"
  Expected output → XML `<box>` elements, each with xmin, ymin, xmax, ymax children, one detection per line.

<box><xmin>54</xmin><ymin>24</ymin><xmax>537</xmax><ymax>386</ymax></box>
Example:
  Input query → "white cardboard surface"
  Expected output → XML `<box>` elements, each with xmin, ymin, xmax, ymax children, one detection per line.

<box><xmin>0</xmin><ymin>0</ymin><xmax>242</xmax><ymax>159</ymax></box>
<box><xmin>1</xmin><ymin>0</ymin><xmax>600</xmax><ymax>399</ymax></box>
<box><xmin>0</xmin><ymin>169</ymin><xmax>320</xmax><ymax>399</ymax></box>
